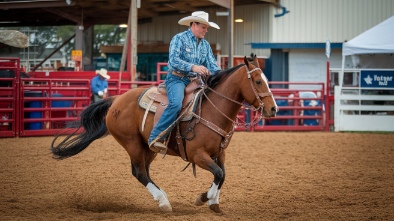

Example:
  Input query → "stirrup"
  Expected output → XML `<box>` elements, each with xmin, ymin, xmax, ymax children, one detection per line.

<box><xmin>149</xmin><ymin>141</ymin><xmax>167</xmax><ymax>153</ymax></box>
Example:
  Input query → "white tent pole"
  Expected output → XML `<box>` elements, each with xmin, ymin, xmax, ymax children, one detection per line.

<box><xmin>340</xmin><ymin>55</ymin><xmax>345</xmax><ymax>88</ymax></box>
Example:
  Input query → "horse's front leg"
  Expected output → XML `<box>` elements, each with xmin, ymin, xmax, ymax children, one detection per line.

<box><xmin>194</xmin><ymin>151</ymin><xmax>226</xmax><ymax>213</ymax></box>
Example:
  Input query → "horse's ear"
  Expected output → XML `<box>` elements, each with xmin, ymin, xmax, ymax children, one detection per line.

<box><xmin>253</xmin><ymin>55</ymin><xmax>260</xmax><ymax>68</ymax></box>
<box><xmin>244</xmin><ymin>56</ymin><xmax>250</xmax><ymax>68</ymax></box>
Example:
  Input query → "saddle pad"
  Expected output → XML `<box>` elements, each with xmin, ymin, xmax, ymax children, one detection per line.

<box><xmin>138</xmin><ymin>87</ymin><xmax>159</xmax><ymax>113</ymax></box>
<box><xmin>138</xmin><ymin>86</ymin><xmax>203</xmax><ymax>121</ymax></box>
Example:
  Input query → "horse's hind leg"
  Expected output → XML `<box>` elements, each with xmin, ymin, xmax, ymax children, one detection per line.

<box><xmin>106</xmin><ymin>94</ymin><xmax>171</xmax><ymax>211</ymax></box>
<box><xmin>194</xmin><ymin>151</ymin><xmax>226</xmax><ymax>213</ymax></box>
<box><xmin>122</xmin><ymin>140</ymin><xmax>172</xmax><ymax>212</ymax></box>
<box><xmin>131</xmin><ymin>156</ymin><xmax>172</xmax><ymax>212</ymax></box>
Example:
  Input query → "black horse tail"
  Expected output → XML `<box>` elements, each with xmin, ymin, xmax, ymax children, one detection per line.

<box><xmin>50</xmin><ymin>97</ymin><xmax>115</xmax><ymax>160</ymax></box>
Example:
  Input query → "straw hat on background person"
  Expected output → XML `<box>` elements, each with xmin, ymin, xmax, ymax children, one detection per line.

<box><xmin>96</xmin><ymin>68</ymin><xmax>110</xmax><ymax>79</ymax></box>
<box><xmin>178</xmin><ymin>11</ymin><xmax>220</xmax><ymax>29</ymax></box>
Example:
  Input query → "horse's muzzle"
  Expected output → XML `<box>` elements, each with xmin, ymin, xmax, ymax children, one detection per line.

<box><xmin>264</xmin><ymin>106</ymin><xmax>278</xmax><ymax>117</ymax></box>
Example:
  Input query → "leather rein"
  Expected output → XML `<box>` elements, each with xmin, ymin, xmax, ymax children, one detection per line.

<box><xmin>192</xmin><ymin>64</ymin><xmax>273</xmax><ymax>149</ymax></box>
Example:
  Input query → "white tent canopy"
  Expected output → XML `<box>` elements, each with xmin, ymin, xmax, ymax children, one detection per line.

<box><xmin>340</xmin><ymin>16</ymin><xmax>394</xmax><ymax>86</ymax></box>
<box><xmin>342</xmin><ymin>16</ymin><xmax>394</xmax><ymax>56</ymax></box>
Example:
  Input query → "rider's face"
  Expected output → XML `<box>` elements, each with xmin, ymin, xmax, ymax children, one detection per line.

<box><xmin>192</xmin><ymin>22</ymin><xmax>209</xmax><ymax>39</ymax></box>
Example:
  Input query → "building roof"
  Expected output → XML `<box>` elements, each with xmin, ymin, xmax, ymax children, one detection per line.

<box><xmin>0</xmin><ymin>0</ymin><xmax>279</xmax><ymax>27</ymax></box>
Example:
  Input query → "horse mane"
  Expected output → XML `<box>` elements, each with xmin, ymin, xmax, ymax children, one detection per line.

<box><xmin>207</xmin><ymin>64</ymin><xmax>244</xmax><ymax>88</ymax></box>
<box><xmin>207</xmin><ymin>54</ymin><xmax>258</xmax><ymax>88</ymax></box>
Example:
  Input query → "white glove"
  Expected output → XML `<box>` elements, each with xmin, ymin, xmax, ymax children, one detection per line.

<box><xmin>98</xmin><ymin>91</ymin><xmax>104</xmax><ymax>97</ymax></box>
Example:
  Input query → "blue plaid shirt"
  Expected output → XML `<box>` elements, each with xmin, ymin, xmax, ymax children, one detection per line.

<box><xmin>91</xmin><ymin>75</ymin><xmax>108</xmax><ymax>94</ymax></box>
<box><xmin>168</xmin><ymin>28</ymin><xmax>220</xmax><ymax>75</ymax></box>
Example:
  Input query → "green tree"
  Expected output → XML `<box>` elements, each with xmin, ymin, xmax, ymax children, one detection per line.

<box><xmin>93</xmin><ymin>25</ymin><xmax>126</xmax><ymax>55</ymax></box>
<box><xmin>1</xmin><ymin>25</ymin><xmax>126</xmax><ymax>68</ymax></box>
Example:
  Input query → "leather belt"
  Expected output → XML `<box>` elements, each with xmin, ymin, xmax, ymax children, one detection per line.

<box><xmin>172</xmin><ymin>71</ymin><xmax>184</xmax><ymax>78</ymax></box>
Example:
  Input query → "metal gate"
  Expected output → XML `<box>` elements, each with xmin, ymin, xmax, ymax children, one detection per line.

<box><xmin>19</xmin><ymin>78</ymin><xmax>91</xmax><ymax>136</ymax></box>
<box><xmin>334</xmin><ymin>69</ymin><xmax>394</xmax><ymax>132</ymax></box>
<box><xmin>236</xmin><ymin>82</ymin><xmax>326</xmax><ymax>131</ymax></box>
<box><xmin>0</xmin><ymin>58</ymin><xmax>20</xmax><ymax>137</ymax></box>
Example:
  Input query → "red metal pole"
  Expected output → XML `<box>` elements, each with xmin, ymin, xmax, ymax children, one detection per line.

<box><xmin>15</xmin><ymin>58</ymin><xmax>20</xmax><ymax>137</ymax></box>
<box><xmin>325</xmin><ymin>61</ymin><xmax>330</xmax><ymax>131</ymax></box>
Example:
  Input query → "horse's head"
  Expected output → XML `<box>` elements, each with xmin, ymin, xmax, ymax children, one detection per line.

<box><xmin>242</xmin><ymin>55</ymin><xmax>278</xmax><ymax>118</ymax></box>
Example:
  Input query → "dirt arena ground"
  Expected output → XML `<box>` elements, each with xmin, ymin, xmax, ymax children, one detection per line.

<box><xmin>1</xmin><ymin>132</ymin><xmax>394</xmax><ymax>221</ymax></box>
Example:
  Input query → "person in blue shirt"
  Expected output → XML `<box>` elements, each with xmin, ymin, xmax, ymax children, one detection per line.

<box><xmin>148</xmin><ymin>11</ymin><xmax>221</xmax><ymax>152</ymax></box>
<box><xmin>91</xmin><ymin>68</ymin><xmax>110</xmax><ymax>103</ymax></box>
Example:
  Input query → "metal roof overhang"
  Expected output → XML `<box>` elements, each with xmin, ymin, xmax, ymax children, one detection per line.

<box><xmin>0</xmin><ymin>0</ymin><xmax>280</xmax><ymax>27</ymax></box>
<box><xmin>250</xmin><ymin>42</ymin><xmax>343</xmax><ymax>49</ymax></box>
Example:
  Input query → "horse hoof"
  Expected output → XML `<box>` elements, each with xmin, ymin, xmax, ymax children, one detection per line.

<box><xmin>209</xmin><ymin>204</ymin><xmax>222</xmax><ymax>213</ymax></box>
<box><xmin>194</xmin><ymin>192</ymin><xmax>208</xmax><ymax>206</ymax></box>
<box><xmin>157</xmin><ymin>192</ymin><xmax>172</xmax><ymax>212</ymax></box>
<box><xmin>195</xmin><ymin>195</ymin><xmax>205</xmax><ymax>206</ymax></box>
<box><xmin>159</xmin><ymin>204</ymin><xmax>172</xmax><ymax>212</ymax></box>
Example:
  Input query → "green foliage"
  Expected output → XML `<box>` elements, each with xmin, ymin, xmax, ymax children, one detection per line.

<box><xmin>1</xmin><ymin>25</ymin><xmax>126</xmax><ymax>63</ymax></box>
<box><xmin>55</xmin><ymin>26</ymin><xmax>75</xmax><ymax>62</ymax></box>
<box><xmin>93</xmin><ymin>25</ymin><xmax>126</xmax><ymax>56</ymax></box>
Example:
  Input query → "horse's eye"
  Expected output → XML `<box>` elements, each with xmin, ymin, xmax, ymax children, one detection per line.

<box><xmin>256</xmin><ymin>79</ymin><xmax>262</xmax><ymax>85</ymax></box>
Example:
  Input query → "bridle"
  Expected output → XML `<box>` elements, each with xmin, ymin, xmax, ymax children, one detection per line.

<box><xmin>245</xmin><ymin>65</ymin><xmax>274</xmax><ymax>112</ymax></box>
<box><xmin>203</xmin><ymin>64</ymin><xmax>273</xmax><ymax>123</ymax></box>
<box><xmin>192</xmin><ymin>64</ymin><xmax>274</xmax><ymax>149</ymax></box>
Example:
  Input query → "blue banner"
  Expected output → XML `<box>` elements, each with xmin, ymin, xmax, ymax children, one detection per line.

<box><xmin>360</xmin><ymin>70</ymin><xmax>394</xmax><ymax>88</ymax></box>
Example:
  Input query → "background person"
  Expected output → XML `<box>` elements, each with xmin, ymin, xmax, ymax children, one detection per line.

<box><xmin>148</xmin><ymin>11</ymin><xmax>221</xmax><ymax>152</ymax></box>
<box><xmin>91</xmin><ymin>68</ymin><xmax>110</xmax><ymax>103</ymax></box>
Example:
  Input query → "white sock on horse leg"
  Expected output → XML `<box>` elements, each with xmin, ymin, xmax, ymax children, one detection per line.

<box><xmin>207</xmin><ymin>182</ymin><xmax>219</xmax><ymax>199</ymax></box>
<box><xmin>146</xmin><ymin>182</ymin><xmax>172</xmax><ymax>212</ymax></box>
<box><xmin>146</xmin><ymin>182</ymin><xmax>163</xmax><ymax>201</ymax></box>
<box><xmin>208</xmin><ymin>189</ymin><xmax>220</xmax><ymax>206</ymax></box>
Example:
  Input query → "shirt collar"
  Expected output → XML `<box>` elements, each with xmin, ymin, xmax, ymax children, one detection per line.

<box><xmin>186</xmin><ymin>28</ymin><xmax>198</xmax><ymax>42</ymax></box>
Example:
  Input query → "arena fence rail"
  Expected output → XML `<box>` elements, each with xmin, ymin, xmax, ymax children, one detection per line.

<box><xmin>0</xmin><ymin>58</ymin><xmax>331</xmax><ymax>138</ymax></box>
<box><xmin>0</xmin><ymin>58</ymin><xmax>21</xmax><ymax>138</ymax></box>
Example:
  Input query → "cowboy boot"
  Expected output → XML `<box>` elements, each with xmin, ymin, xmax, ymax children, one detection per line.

<box><xmin>149</xmin><ymin>141</ymin><xmax>167</xmax><ymax>153</ymax></box>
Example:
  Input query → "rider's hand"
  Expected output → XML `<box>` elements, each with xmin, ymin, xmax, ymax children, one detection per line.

<box><xmin>192</xmin><ymin>65</ymin><xmax>210</xmax><ymax>77</ymax></box>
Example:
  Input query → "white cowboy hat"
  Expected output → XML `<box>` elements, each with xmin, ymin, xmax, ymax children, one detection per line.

<box><xmin>178</xmin><ymin>11</ymin><xmax>220</xmax><ymax>29</ymax></box>
<box><xmin>96</xmin><ymin>68</ymin><xmax>110</xmax><ymax>79</ymax></box>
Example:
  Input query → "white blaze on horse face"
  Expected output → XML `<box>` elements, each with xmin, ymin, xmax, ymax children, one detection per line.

<box><xmin>260</xmin><ymin>72</ymin><xmax>278</xmax><ymax>111</ymax></box>
<box><xmin>260</xmin><ymin>72</ymin><xmax>271</xmax><ymax>92</ymax></box>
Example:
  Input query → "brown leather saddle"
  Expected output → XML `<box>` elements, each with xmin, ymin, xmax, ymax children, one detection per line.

<box><xmin>138</xmin><ymin>78</ymin><xmax>203</xmax><ymax>132</ymax></box>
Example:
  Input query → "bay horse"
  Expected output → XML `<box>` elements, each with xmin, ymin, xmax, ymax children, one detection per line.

<box><xmin>51</xmin><ymin>55</ymin><xmax>278</xmax><ymax>213</ymax></box>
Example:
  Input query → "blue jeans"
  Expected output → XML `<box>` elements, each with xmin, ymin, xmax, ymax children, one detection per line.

<box><xmin>92</xmin><ymin>93</ymin><xmax>102</xmax><ymax>103</ymax></box>
<box><xmin>148</xmin><ymin>73</ymin><xmax>191</xmax><ymax>145</ymax></box>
